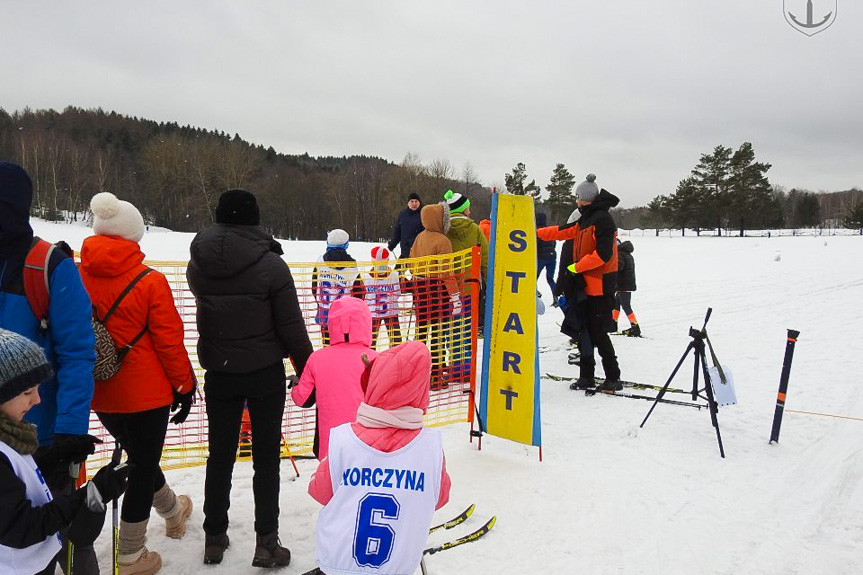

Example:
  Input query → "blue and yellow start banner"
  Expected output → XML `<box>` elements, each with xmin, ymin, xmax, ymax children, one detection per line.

<box><xmin>479</xmin><ymin>193</ymin><xmax>542</xmax><ymax>448</ymax></box>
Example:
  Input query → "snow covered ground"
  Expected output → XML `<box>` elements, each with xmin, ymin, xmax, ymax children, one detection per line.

<box><xmin>32</xmin><ymin>220</ymin><xmax>863</xmax><ymax>574</ymax></box>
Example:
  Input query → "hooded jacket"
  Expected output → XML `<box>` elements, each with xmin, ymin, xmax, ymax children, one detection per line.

<box><xmin>387</xmin><ymin>205</ymin><xmax>424</xmax><ymax>258</ymax></box>
<box><xmin>537</xmin><ymin>189</ymin><xmax>620</xmax><ymax>298</ymax></box>
<box><xmin>447</xmin><ymin>212</ymin><xmax>489</xmax><ymax>282</ymax></box>
<box><xmin>187</xmin><ymin>224</ymin><xmax>313</xmax><ymax>376</ymax></box>
<box><xmin>0</xmin><ymin>162</ymin><xmax>95</xmax><ymax>446</ymax></box>
<box><xmin>79</xmin><ymin>235</ymin><xmax>194</xmax><ymax>413</ymax></box>
<box><xmin>307</xmin><ymin>341</ymin><xmax>450</xmax><ymax>510</ymax></box>
<box><xmin>291</xmin><ymin>296</ymin><xmax>378</xmax><ymax>460</ymax></box>
<box><xmin>409</xmin><ymin>203</ymin><xmax>458</xmax><ymax>296</ymax></box>
<box><xmin>617</xmin><ymin>240</ymin><xmax>636</xmax><ymax>292</ymax></box>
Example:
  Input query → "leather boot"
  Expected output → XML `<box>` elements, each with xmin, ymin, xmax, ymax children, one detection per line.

<box><xmin>203</xmin><ymin>532</ymin><xmax>230</xmax><ymax>565</ymax></box>
<box><xmin>252</xmin><ymin>532</ymin><xmax>291</xmax><ymax>568</ymax></box>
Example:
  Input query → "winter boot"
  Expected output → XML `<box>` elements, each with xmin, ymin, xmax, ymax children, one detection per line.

<box><xmin>252</xmin><ymin>532</ymin><xmax>292</xmax><ymax>568</ymax></box>
<box><xmin>118</xmin><ymin>519</ymin><xmax>162</xmax><ymax>575</ymax></box>
<box><xmin>623</xmin><ymin>324</ymin><xmax>641</xmax><ymax>337</ymax></box>
<box><xmin>596</xmin><ymin>378</ymin><xmax>623</xmax><ymax>392</ymax></box>
<box><xmin>569</xmin><ymin>377</ymin><xmax>596</xmax><ymax>390</ymax></box>
<box><xmin>203</xmin><ymin>532</ymin><xmax>230</xmax><ymax>565</ymax></box>
<box><xmin>153</xmin><ymin>483</ymin><xmax>192</xmax><ymax>539</ymax></box>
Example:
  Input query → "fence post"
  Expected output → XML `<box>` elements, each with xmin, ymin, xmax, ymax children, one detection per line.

<box><xmin>769</xmin><ymin>329</ymin><xmax>801</xmax><ymax>444</ymax></box>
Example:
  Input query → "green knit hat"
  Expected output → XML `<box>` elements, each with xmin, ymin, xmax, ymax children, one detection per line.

<box><xmin>444</xmin><ymin>189</ymin><xmax>470</xmax><ymax>214</ymax></box>
<box><xmin>0</xmin><ymin>329</ymin><xmax>53</xmax><ymax>404</ymax></box>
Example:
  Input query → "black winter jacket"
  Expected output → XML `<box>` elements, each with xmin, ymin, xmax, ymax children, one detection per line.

<box><xmin>387</xmin><ymin>207</ymin><xmax>424</xmax><ymax>258</ymax></box>
<box><xmin>187</xmin><ymin>224</ymin><xmax>313</xmax><ymax>376</ymax></box>
<box><xmin>617</xmin><ymin>241</ymin><xmax>636</xmax><ymax>291</ymax></box>
<box><xmin>535</xmin><ymin>213</ymin><xmax>557</xmax><ymax>260</ymax></box>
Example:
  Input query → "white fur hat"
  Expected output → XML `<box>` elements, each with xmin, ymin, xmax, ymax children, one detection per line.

<box><xmin>90</xmin><ymin>192</ymin><xmax>145</xmax><ymax>243</ymax></box>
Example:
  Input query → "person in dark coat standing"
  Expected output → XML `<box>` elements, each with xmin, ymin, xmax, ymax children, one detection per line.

<box><xmin>387</xmin><ymin>192</ymin><xmax>424</xmax><ymax>258</ymax></box>
<box><xmin>187</xmin><ymin>189</ymin><xmax>314</xmax><ymax>568</ymax></box>
<box><xmin>535</xmin><ymin>212</ymin><xmax>557</xmax><ymax>295</ymax></box>
<box><xmin>612</xmin><ymin>239</ymin><xmax>640</xmax><ymax>337</ymax></box>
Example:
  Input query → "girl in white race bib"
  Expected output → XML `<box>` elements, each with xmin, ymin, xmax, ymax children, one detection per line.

<box><xmin>308</xmin><ymin>341</ymin><xmax>451</xmax><ymax>575</ymax></box>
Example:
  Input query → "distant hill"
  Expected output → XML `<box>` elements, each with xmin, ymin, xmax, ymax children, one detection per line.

<box><xmin>0</xmin><ymin>106</ymin><xmax>491</xmax><ymax>241</ymax></box>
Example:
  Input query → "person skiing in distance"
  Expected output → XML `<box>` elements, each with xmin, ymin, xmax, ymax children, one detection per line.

<box><xmin>613</xmin><ymin>239</ymin><xmax>640</xmax><ymax>337</ymax></box>
<box><xmin>187</xmin><ymin>189</ymin><xmax>314</xmax><ymax>568</ymax></box>
<box><xmin>290</xmin><ymin>297</ymin><xmax>378</xmax><ymax>461</ymax></box>
<box><xmin>387</xmin><ymin>192</ymin><xmax>424</xmax><ymax>259</ymax></box>
<box><xmin>307</xmin><ymin>341</ymin><xmax>450</xmax><ymax>575</ymax></box>
<box><xmin>537</xmin><ymin>174</ymin><xmax>621</xmax><ymax>392</ymax></box>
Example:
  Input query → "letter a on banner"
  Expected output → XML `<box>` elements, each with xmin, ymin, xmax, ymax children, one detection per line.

<box><xmin>480</xmin><ymin>193</ymin><xmax>542</xmax><ymax>449</ymax></box>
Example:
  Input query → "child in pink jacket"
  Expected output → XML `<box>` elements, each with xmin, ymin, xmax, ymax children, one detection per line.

<box><xmin>308</xmin><ymin>340</ymin><xmax>451</xmax><ymax>575</ymax></box>
<box><xmin>291</xmin><ymin>296</ymin><xmax>378</xmax><ymax>460</ymax></box>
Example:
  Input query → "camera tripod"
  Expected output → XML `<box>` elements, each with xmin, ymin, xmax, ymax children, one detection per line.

<box><xmin>640</xmin><ymin>308</ymin><xmax>725</xmax><ymax>458</ymax></box>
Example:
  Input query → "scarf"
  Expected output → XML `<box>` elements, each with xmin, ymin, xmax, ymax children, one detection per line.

<box><xmin>356</xmin><ymin>402</ymin><xmax>424</xmax><ymax>430</ymax></box>
<box><xmin>0</xmin><ymin>412</ymin><xmax>40</xmax><ymax>455</ymax></box>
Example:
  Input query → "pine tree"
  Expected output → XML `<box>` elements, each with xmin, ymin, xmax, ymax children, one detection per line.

<box><xmin>844</xmin><ymin>203</ymin><xmax>863</xmax><ymax>234</ymax></box>
<box><xmin>505</xmin><ymin>162</ymin><xmax>541</xmax><ymax>198</ymax></box>
<box><xmin>544</xmin><ymin>163</ymin><xmax>576</xmax><ymax>223</ymax></box>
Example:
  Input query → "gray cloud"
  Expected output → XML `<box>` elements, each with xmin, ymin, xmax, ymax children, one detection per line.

<box><xmin>1</xmin><ymin>0</ymin><xmax>860</xmax><ymax>207</ymax></box>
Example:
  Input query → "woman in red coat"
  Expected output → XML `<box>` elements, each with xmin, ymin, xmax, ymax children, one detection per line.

<box><xmin>79</xmin><ymin>193</ymin><xmax>195</xmax><ymax>575</ymax></box>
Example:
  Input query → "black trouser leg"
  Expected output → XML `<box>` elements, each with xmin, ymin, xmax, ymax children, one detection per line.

<box><xmin>587</xmin><ymin>296</ymin><xmax>620</xmax><ymax>381</ymax></box>
<box><xmin>247</xmin><ymin>384</ymin><xmax>286</xmax><ymax>535</ymax></box>
<box><xmin>618</xmin><ymin>291</ymin><xmax>634</xmax><ymax>316</ymax></box>
<box><xmin>202</xmin><ymin>384</ymin><xmax>244</xmax><ymax>536</ymax></box>
<box><xmin>385</xmin><ymin>316</ymin><xmax>402</xmax><ymax>346</ymax></box>
<box><xmin>98</xmin><ymin>407</ymin><xmax>170</xmax><ymax>523</ymax></box>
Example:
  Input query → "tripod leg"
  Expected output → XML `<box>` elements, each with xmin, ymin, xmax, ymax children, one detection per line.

<box><xmin>640</xmin><ymin>342</ymin><xmax>695</xmax><ymax>428</ymax></box>
<box><xmin>691</xmin><ymin>343</ymin><xmax>701</xmax><ymax>401</ymax></box>
<box><xmin>698</xmin><ymin>347</ymin><xmax>726</xmax><ymax>458</ymax></box>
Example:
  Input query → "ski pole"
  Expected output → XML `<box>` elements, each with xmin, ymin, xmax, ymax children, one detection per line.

<box><xmin>111</xmin><ymin>443</ymin><xmax>123</xmax><ymax>575</ymax></box>
<box><xmin>67</xmin><ymin>462</ymin><xmax>79</xmax><ymax>574</ymax></box>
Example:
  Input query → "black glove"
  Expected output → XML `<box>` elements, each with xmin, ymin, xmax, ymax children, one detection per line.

<box><xmin>35</xmin><ymin>434</ymin><xmax>102</xmax><ymax>479</ymax></box>
<box><xmin>90</xmin><ymin>462</ymin><xmax>130</xmax><ymax>504</ymax></box>
<box><xmin>170</xmin><ymin>387</ymin><xmax>196</xmax><ymax>425</ymax></box>
<box><xmin>287</xmin><ymin>375</ymin><xmax>299</xmax><ymax>389</ymax></box>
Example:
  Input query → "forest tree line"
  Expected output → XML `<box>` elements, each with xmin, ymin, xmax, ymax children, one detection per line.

<box><xmin>0</xmin><ymin>106</ymin><xmax>491</xmax><ymax>241</ymax></box>
<box><xmin>1</xmin><ymin>107</ymin><xmax>860</xmax><ymax>238</ymax></box>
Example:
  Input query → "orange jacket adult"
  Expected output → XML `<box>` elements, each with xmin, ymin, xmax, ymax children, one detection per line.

<box><xmin>537</xmin><ymin>189</ymin><xmax>620</xmax><ymax>298</ymax></box>
<box><xmin>79</xmin><ymin>235</ymin><xmax>194</xmax><ymax>413</ymax></box>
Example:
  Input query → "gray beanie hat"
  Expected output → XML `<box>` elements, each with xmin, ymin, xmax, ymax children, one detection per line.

<box><xmin>575</xmin><ymin>174</ymin><xmax>599</xmax><ymax>203</ymax></box>
<box><xmin>0</xmin><ymin>329</ymin><xmax>53</xmax><ymax>404</ymax></box>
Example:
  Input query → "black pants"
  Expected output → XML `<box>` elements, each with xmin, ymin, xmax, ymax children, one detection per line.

<box><xmin>580</xmin><ymin>296</ymin><xmax>620</xmax><ymax>381</ymax></box>
<box><xmin>615</xmin><ymin>291</ymin><xmax>634</xmax><ymax>316</ymax></box>
<box><xmin>98</xmin><ymin>406</ymin><xmax>170</xmax><ymax>523</ymax></box>
<box><xmin>203</xmin><ymin>363</ymin><xmax>286</xmax><ymax>536</ymax></box>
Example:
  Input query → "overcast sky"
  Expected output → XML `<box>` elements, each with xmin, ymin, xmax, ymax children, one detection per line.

<box><xmin>2</xmin><ymin>1</ymin><xmax>860</xmax><ymax>207</ymax></box>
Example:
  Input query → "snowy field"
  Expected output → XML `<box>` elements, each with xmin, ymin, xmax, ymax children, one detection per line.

<box><xmin>32</xmin><ymin>220</ymin><xmax>863</xmax><ymax>574</ymax></box>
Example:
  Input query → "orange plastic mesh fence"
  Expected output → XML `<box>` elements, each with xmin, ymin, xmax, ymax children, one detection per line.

<box><xmin>85</xmin><ymin>248</ymin><xmax>481</xmax><ymax>470</ymax></box>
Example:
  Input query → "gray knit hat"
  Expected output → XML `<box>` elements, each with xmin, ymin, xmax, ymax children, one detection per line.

<box><xmin>0</xmin><ymin>329</ymin><xmax>53</xmax><ymax>404</ymax></box>
<box><xmin>575</xmin><ymin>174</ymin><xmax>599</xmax><ymax>203</ymax></box>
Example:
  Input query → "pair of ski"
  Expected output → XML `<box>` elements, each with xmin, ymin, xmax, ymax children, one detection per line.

<box><xmin>545</xmin><ymin>373</ymin><xmax>705</xmax><ymax>410</ymax></box>
<box><xmin>298</xmin><ymin>504</ymin><xmax>495</xmax><ymax>575</ymax></box>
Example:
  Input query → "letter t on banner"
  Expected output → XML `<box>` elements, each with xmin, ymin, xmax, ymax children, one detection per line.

<box><xmin>479</xmin><ymin>193</ymin><xmax>542</xmax><ymax>453</ymax></box>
